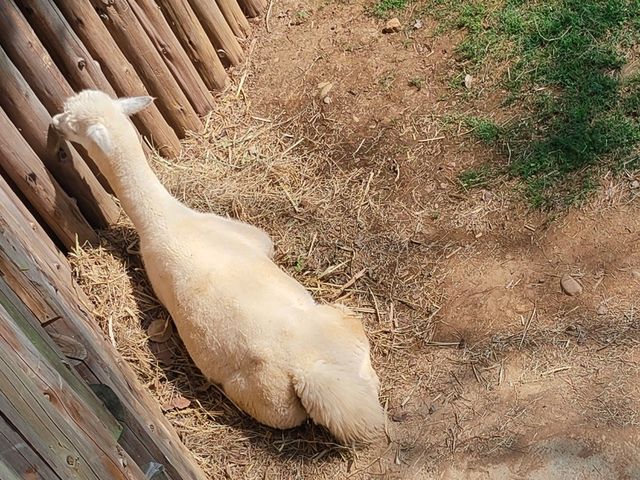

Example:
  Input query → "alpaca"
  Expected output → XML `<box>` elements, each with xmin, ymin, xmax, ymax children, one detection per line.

<box><xmin>52</xmin><ymin>90</ymin><xmax>385</xmax><ymax>444</ymax></box>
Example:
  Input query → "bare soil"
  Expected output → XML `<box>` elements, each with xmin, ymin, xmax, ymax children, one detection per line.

<box><xmin>72</xmin><ymin>1</ymin><xmax>640</xmax><ymax>478</ymax></box>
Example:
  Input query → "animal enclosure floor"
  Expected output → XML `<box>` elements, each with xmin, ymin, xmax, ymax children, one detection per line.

<box><xmin>71</xmin><ymin>1</ymin><xmax>640</xmax><ymax>478</ymax></box>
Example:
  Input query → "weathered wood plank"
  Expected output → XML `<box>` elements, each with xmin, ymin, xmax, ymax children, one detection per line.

<box><xmin>87</xmin><ymin>0</ymin><xmax>202</xmax><ymax>137</ymax></box>
<box><xmin>53</xmin><ymin>0</ymin><xmax>181</xmax><ymax>157</ymax></box>
<box><xmin>0</xmin><ymin>458</ymin><xmax>28</xmax><ymax>480</ymax></box>
<box><xmin>0</xmin><ymin>168</ymin><xmax>208</xmax><ymax>479</ymax></box>
<box><xmin>12</xmin><ymin>0</ymin><xmax>153</xmax><ymax>180</ymax></box>
<box><xmin>0</xmin><ymin>38</ymin><xmax>120</xmax><ymax>231</ymax></box>
<box><xmin>0</xmin><ymin>107</ymin><xmax>97</xmax><ymax>248</ymax></box>
<box><xmin>1</xmin><ymin>0</ymin><xmax>112</xmax><ymax>196</ymax></box>
<box><xmin>188</xmin><ymin>0</ymin><xmax>245</xmax><ymax>66</ymax></box>
<box><xmin>128</xmin><ymin>0</ymin><xmax>217</xmax><ymax>116</ymax></box>
<box><xmin>0</xmin><ymin>302</ymin><xmax>147</xmax><ymax>479</ymax></box>
<box><xmin>237</xmin><ymin>0</ymin><xmax>267</xmax><ymax>18</ymax></box>
<box><xmin>157</xmin><ymin>0</ymin><xmax>230</xmax><ymax>90</ymax></box>
<box><xmin>217</xmin><ymin>0</ymin><xmax>251</xmax><ymax>39</ymax></box>
<box><xmin>0</xmin><ymin>414</ymin><xmax>60</xmax><ymax>480</ymax></box>
<box><xmin>14</xmin><ymin>0</ymin><xmax>116</xmax><ymax>95</ymax></box>
<box><xmin>0</xmin><ymin>174</ymin><xmax>75</xmax><ymax>291</ymax></box>
<box><xmin>0</xmin><ymin>277</ymin><xmax>122</xmax><ymax>441</ymax></box>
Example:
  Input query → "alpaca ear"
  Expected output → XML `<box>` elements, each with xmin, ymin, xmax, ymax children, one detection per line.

<box><xmin>117</xmin><ymin>96</ymin><xmax>155</xmax><ymax>116</ymax></box>
<box><xmin>87</xmin><ymin>123</ymin><xmax>113</xmax><ymax>154</ymax></box>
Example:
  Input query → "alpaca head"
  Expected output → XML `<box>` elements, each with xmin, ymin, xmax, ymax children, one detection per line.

<box><xmin>52</xmin><ymin>90</ymin><xmax>154</xmax><ymax>156</ymax></box>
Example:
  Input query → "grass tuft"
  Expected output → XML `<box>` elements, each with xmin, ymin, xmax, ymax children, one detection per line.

<box><xmin>428</xmin><ymin>0</ymin><xmax>640</xmax><ymax>207</ymax></box>
<box><xmin>372</xmin><ymin>0</ymin><xmax>412</xmax><ymax>17</ymax></box>
<box><xmin>464</xmin><ymin>116</ymin><xmax>502</xmax><ymax>144</ymax></box>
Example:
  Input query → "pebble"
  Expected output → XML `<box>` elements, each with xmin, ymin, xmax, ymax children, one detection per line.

<box><xmin>383</xmin><ymin>17</ymin><xmax>402</xmax><ymax>33</ymax></box>
<box><xmin>317</xmin><ymin>81</ymin><xmax>333</xmax><ymax>99</ymax></box>
<box><xmin>597</xmin><ymin>304</ymin><xmax>608</xmax><ymax>315</ymax></box>
<box><xmin>464</xmin><ymin>74</ymin><xmax>474</xmax><ymax>89</ymax></box>
<box><xmin>481</xmin><ymin>189</ymin><xmax>494</xmax><ymax>202</ymax></box>
<box><xmin>391</xmin><ymin>411</ymin><xmax>408</xmax><ymax>422</ymax></box>
<box><xmin>413</xmin><ymin>19</ymin><xmax>423</xmax><ymax>30</ymax></box>
<box><xmin>561</xmin><ymin>274</ymin><xmax>583</xmax><ymax>296</ymax></box>
<box><xmin>632</xmin><ymin>180</ymin><xmax>640</xmax><ymax>189</ymax></box>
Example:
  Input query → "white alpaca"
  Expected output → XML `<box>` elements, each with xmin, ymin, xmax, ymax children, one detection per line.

<box><xmin>52</xmin><ymin>90</ymin><xmax>384</xmax><ymax>444</ymax></box>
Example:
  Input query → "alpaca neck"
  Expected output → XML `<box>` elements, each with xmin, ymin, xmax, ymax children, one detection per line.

<box><xmin>97</xmin><ymin>137</ymin><xmax>180</xmax><ymax>237</ymax></box>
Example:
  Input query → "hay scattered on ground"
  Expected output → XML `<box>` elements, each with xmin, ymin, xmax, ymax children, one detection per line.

<box><xmin>69</xmin><ymin>90</ymin><xmax>446</xmax><ymax>478</ymax></box>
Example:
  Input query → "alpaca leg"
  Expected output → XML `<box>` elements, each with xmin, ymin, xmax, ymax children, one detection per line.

<box><xmin>222</xmin><ymin>366</ymin><xmax>307</xmax><ymax>429</ymax></box>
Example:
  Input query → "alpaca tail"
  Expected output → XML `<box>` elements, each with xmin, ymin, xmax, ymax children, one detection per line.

<box><xmin>293</xmin><ymin>361</ymin><xmax>385</xmax><ymax>444</ymax></box>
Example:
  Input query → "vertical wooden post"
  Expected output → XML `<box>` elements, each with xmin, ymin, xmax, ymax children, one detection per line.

<box><xmin>237</xmin><ymin>0</ymin><xmax>267</xmax><ymax>18</ymax></box>
<box><xmin>187</xmin><ymin>0</ymin><xmax>245</xmax><ymax>67</ymax></box>
<box><xmin>127</xmin><ymin>0</ymin><xmax>217</xmax><ymax>116</ymax></box>
<box><xmin>13</xmin><ymin>0</ymin><xmax>162</xmax><ymax>170</ymax></box>
<box><xmin>13</xmin><ymin>0</ymin><xmax>117</xmax><ymax>97</ymax></box>
<box><xmin>53</xmin><ymin>0</ymin><xmax>181</xmax><ymax>157</ymax></box>
<box><xmin>0</xmin><ymin>45</ymin><xmax>119</xmax><ymax>229</ymax></box>
<box><xmin>216</xmin><ymin>0</ymin><xmax>251</xmax><ymax>39</ymax></box>
<box><xmin>0</xmin><ymin>107</ymin><xmax>97</xmax><ymax>248</ymax></box>
<box><xmin>0</xmin><ymin>0</ymin><xmax>120</xmax><ymax>220</ymax></box>
<box><xmin>86</xmin><ymin>0</ymin><xmax>202</xmax><ymax>137</ymax></box>
<box><xmin>157</xmin><ymin>0</ymin><xmax>229</xmax><ymax>91</ymax></box>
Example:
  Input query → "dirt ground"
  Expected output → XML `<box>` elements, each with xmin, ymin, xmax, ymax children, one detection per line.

<box><xmin>72</xmin><ymin>1</ymin><xmax>640</xmax><ymax>478</ymax></box>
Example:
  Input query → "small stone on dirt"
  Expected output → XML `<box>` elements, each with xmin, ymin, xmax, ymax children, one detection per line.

<box><xmin>323</xmin><ymin>96</ymin><xmax>332</xmax><ymax>104</ymax></box>
<box><xmin>383</xmin><ymin>18</ymin><xmax>401</xmax><ymax>33</ymax></box>
<box><xmin>632</xmin><ymin>180</ymin><xmax>640</xmax><ymax>189</ymax></box>
<box><xmin>391</xmin><ymin>411</ymin><xmax>408</xmax><ymax>422</ymax></box>
<box><xmin>317</xmin><ymin>81</ymin><xmax>333</xmax><ymax>100</ymax></box>
<box><xmin>481</xmin><ymin>190</ymin><xmax>494</xmax><ymax>202</ymax></box>
<box><xmin>413</xmin><ymin>19</ymin><xmax>423</xmax><ymax>30</ymax></box>
<box><xmin>464</xmin><ymin>74</ymin><xmax>474</xmax><ymax>89</ymax></box>
<box><xmin>597</xmin><ymin>304</ymin><xmax>608</xmax><ymax>315</ymax></box>
<box><xmin>561</xmin><ymin>274</ymin><xmax>582</xmax><ymax>296</ymax></box>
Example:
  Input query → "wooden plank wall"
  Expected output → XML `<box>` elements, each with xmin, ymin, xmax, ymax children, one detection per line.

<box><xmin>0</xmin><ymin>0</ymin><xmax>264</xmax><ymax>248</ymax></box>
<box><xmin>0</xmin><ymin>0</ymin><xmax>266</xmax><ymax>477</ymax></box>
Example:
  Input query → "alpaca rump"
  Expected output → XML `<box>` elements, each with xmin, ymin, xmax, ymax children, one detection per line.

<box><xmin>52</xmin><ymin>90</ymin><xmax>385</xmax><ymax>444</ymax></box>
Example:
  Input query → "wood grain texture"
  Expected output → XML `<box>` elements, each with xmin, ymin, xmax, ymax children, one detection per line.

<box><xmin>86</xmin><ymin>0</ymin><xmax>202</xmax><ymax>136</ymax></box>
<box><xmin>0</xmin><ymin>175</ymin><xmax>208</xmax><ymax>480</ymax></box>
<box><xmin>188</xmin><ymin>0</ymin><xmax>245</xmax><ymax>66</ymax></box>
<box><xmin>157</xmin><ymin>0</ymin><xmax>229</xmax><ymax>90</ymax></box>
<box><xmin>0</xmin><ymin>107</ymin><xmax>97</xmax><ymax>248</ymax></box>
<box><xmin>0</xmin><ymin>5</ymin><xmax>119</xmax><ymax>228</ymax></box>
<box><xmin>53</xmin><ymin>0</ymin><xmax>181</xmax><ymax>156</ymax></box>
<box><xmin>128</xmin><ymin>0</ymin><xmax>217</xmax><ymax>116</ymax></box>
<box><xmin>216</xmin><ymin>0</ymin><xmax>251</xmax><ymax>38</ymax></box>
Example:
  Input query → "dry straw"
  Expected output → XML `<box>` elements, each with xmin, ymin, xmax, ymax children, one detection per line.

<box><xmin>69</xmin><ymin>91</ymin><xmax>444</xmax><ymax>478</ymax></box>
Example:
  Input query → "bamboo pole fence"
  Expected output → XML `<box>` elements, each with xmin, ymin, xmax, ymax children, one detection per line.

<box><xmin>0</xmin><ymin>0</ymin><xmax>266</xmax><ymax>475</ymax></box>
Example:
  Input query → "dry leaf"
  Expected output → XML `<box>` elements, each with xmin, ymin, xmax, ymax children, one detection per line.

<box><xmin>162</xmin><ymin>395</ymin><xmax>191</xmax><ymax>412</ymax></box>
<box><xmin>147</xmin><ymin>318</ymin><xmax>172</xmax><ymax>343</ymax></box>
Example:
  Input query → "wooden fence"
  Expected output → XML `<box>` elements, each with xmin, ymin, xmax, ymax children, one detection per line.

<box><xmin>0</xmin><ymin>0</ymin><xmax>265</xmax><ymax>477</ymax></box>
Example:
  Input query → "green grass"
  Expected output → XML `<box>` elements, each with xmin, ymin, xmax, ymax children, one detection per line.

<box><xmin>458</xmin><ymin>165</ymin><xmax>494</xmax><ymax>188</ymax></box>
<box><xmin>408</xmin><ymin>77</ymin><xmax>425</xmax><ymax>90</ymax></box>
<box><xmin>372</xmin><ymin>0</ymin><xmax>412</xmax><ymax>17</ymax></box>
<box><xmin>464</xmin><ymin>116</ymin><xmax>502</xmax><ymax>144</ymax></box>
<box><xmin>421</xmin><ymin>0</ymin><xmax>640</xmax><ymax>207</ymax></box>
